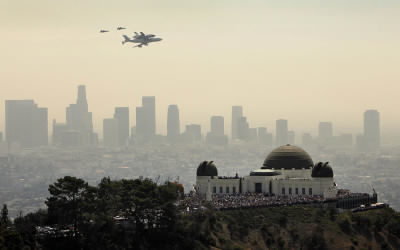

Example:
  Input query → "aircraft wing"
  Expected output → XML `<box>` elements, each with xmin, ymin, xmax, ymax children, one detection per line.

<box><xmin>133</xmin><ymin>43</ymin><xmax>144</xmax><ymax>48</ymax></box>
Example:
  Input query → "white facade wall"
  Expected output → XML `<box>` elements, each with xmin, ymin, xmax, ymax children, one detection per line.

<box><xmin>242</xmin><ymin>176</ymin><xmax>274</xmax><ymax>193</ymax></box>
<box><xmin>210</xmin><ymin>178</ymin><xmax>241</xmax><ymax>194</ymax></box>
<box><xmin>196</xmin><ymin>169</ymin><xmax>335</xmax><ymax>198</ymax></box>
<box><xmin>276</xmin><ymin>178</ymin><xmax>315</xmax><ymax>195</ymax></box>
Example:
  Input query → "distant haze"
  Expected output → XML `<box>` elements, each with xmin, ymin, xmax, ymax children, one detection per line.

<box><xmin>1</xmin><ymin>0</ymin><xmax>399</xmax><ymax>136</ymax></box>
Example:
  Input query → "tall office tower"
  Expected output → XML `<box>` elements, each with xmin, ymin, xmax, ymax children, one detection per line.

<box><xmin>248</xmin><ymin>128</ymin><xmax>258</xmax><ymax>142</ymax></box>
<box><xmin>231</xmin><ymin>106</ymin><xmax>243</xmax><ymax>140</ymax></box>
<box><xmin>143</xmin><ymin>96</ymin><xmax>156</xmax><ymax>136</ymax></box>
<box><xmin>184</xmin><ymin>124</ymin><xmax>202</xmax><ymax>143</ymax></box>
<box><xmin>103</xmin><ymin>118</ymin><xmax>119</xmax><ymax>148</ymax></box>
<box><xmin>167</xmin><ymin>105</ymin><xmax>180</xmax><ymax>142</ymax></box>
<box><xmin>302</xmin><ymin>133</ymin><xmax>313</xmax><ymax>146</ymax></box>
<box><xmin>52</xmin><ymin>85</ymin><xmax>96</xmax><ymax>147</ymax></box>
<box><xmin>237</xmin><ymin>116</ymin><xmax>249</xmax><ymax>140</ymax></box>
<box><xmin>364</xmin><ymin>110</ymin><xmax>380</xmax><ymax>151</ymax></box>
<box><xmin>318</xmin><ymin>122</ymin><xmax>333</xmax><ymax>142</ymax></box>
<box><xmin>5</xmin><ymin>100</ymin><xmax>48</xmax><ymax>148</ymax></box>
<box><xmin>206</xmin><ymin>116</ymin><xmax>227</xmax><ymax>145</ymax></box>
<box><xmin>288</xmin><ymin>130</ymin><xmax>295</xmax><ymax>145</ymax></box>
<box><xmin>275</xmin><ymin>119</ymin><xmax>288</xmax><ymax>146</ymax></box>
<box><xmin>65</xmin><ymin>85</ymin><xmax>95</xmax><ymax>146</ymax></box>
<box><xmin>114</xmin><ymin>107</ymin><xmax>129</xmax><ymax>146</ymax></box>
<box><xmin>258</xmin><ymin>127</ymin><xmax>266</xmax><ymax>144</ymax></box>
<box><xmin>136</xmin><ymin>96</ymin><xmax>156</xmax><ymax>141</ymax></box>
<box><xmin>210</xmin><ymin>116</ymin><xmax>224</xmax><ymax>136</ymax></box>
<box><xmin>52</xmin><ymin>120</ymin><xmax>80</xmax><ymax>147</ymax></box>
<box><xmin>77</xmin><ymin>85</ymin><xmax>87</xmax><ymax>105</ymax></box>
<box><xmin>258</xmin><ymin>127</ymin><xmax>273</xmax><ymax>145</ymax></box>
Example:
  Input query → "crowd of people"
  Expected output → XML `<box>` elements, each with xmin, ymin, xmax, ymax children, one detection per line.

<box><xmin>212</xmin><ymin>193</ymin><xmax>324</xmax><ymax>210</ymax></box>
<box><xmin>178</xmin><ymin>191</ymin><xmax>325</xmax><ymax>212</ymax></box>
<box><xmin>179</xmin><ymin>191</ymin><xmax>205</xmax><ymax>213</ymax></box>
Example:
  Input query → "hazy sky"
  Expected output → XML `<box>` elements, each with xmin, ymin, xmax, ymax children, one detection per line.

<box><xmin>1</xmin><ymin>0</ymin><xmax>399</xmax><ymax>136</ymax></box>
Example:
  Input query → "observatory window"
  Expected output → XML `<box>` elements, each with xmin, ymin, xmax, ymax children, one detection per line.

<box><xmin>219</xmin><ymin>187</ymin><xmax>223</xmax><ymax>193</ymax></box>
<box><xmin>282</xmin><ymin>187</ymin><xmax>285</xmax><ymax>195</ymax></box>
<box><xmin>233</xmin><ymin>186</ymin><xmax>236</xmax><ymax>193</ymax></box>
<box><xmin>255</xmin><ymin>183</ymin><xmax>262</xmax><ymax>193</ymax></box>
<box><xmin>226</xmin><ymin>187</ymin><xmax>230</xmax><ymax>193</ymax></box>
<box><xmin>309</xmin><ymin>188</ymin><xmax>313</xmax><ymax>195</ymax></box>
<box><xmin>289</xmin><ymin>188</ymin><xmax>292</xmax><ymax>195</ymax></box>
<box><xmin>302</xmin><ymin>188</ymin><xmax>306</xmax><ymax>195</ymax></box>
<box><xmin>295</xmin><ymin>188</ymin><xmax>299</xmax><ymax>195</ymax></box>
<box><xmin>213</xmin><ymin>187</ymin><xmax>216</xmax><ymax>193</ymax></box>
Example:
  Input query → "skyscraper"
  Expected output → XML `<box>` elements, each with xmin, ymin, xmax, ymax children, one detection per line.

<box><xmin>167</xmin><ymin>105</ymin><xmax>180</xmax><ymax>142</ymax></box>
<box><xmin>103</xmin><ymin>118</ymin><xmax>119</xmax><ymax>148</ymax></box>
<box><xmin>5</xmin><ymin>100</ymin><xmax>48</xmax><ymax>148</ymax></box>
<box><xmin>364</xmin><ymin>110</ymin><xmax>380</xmax><ymax>151</ymax></box>
<box><xmin>237</xmin><ymin>117</ymin><xmax>249</xmax><ymax>141</ymax></box>
<box><xmin>210</xmin><ymin>116</ymin><xmax>224</xmax><ymax>136</ymax></box>
<box><xmin>52</xmin><ymin>85</ymin><xmax>96</xmax><ymax>147</ymax></box>
<box><xmin>66</xmin><ymin>85</ymin><xmax>95</xmax><ymax>146</ymax></box>
<box><xmin>231</xmin><ymin>106</ymin><xmax>243</xmax><ymax>140</ymax></box>
<box><xmin>206</xmin><ymin>116</ymin><xmax>227</xmax><ymax>146</ymax></box>
<box><xmin>136</xmin><ymin>96</ymin><xmax>156</xmax><ymax>142</ymax></box>
<box><xmin>184</xmin><ymin>124</ymin><xmax>202</xmax><ymax>143</ymax></box>
<box><xmin>258</xmin><ymin>127</ymin><xmax>267</xmax><ymax>140</ymax></box>
<box><xmin>276</xmin><ymin>119</ymin><xmax>288</xmax><ymax>146</ymax></box>
<box><xmin>114</xmin><ymin>107</ymin><xmax>129</xmax><ymax>146</ymax></box>
<box><xmin>142</xmin><ymin>96</ymin><xmax>156</xmax><ymax>136</ymax></box>
<box><xmin>257</xmin><ymin>127</ymin><xmax>272</xmax><ymax>145</ymax></box>
<box><xmin>248</xmin><ymin>128</ymin><xmax>258</xmax><ymax>142</ymax></box>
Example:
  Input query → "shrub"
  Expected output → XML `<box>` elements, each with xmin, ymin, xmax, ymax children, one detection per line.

<box><xmin>338</xmin><ymin>215</ymin><xmax>352</xmax><ymax>234</ymax></box>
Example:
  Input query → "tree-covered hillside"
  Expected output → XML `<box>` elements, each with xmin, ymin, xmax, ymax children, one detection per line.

<box><xmin>1</xmin><ymin>176</ymin><xmax>400</xmax><ymax>250</ymax></box>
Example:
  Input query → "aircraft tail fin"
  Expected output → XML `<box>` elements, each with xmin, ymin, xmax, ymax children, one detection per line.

<box><xmin>122</xmin><ymin>35</ymin><xmax>130</xmax><ymax>44</ymax></box>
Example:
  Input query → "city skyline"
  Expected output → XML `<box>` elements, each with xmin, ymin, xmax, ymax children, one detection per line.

<box><xmin>1</xmin><ymin>89</ymin><xmax>396</xmax><ymax>138</ymax></box>
<box><xmin>1</xmin><ymin>1</ymin><xmax>399</xmax><ymax>136</ymax></box>
<box><xmin>0</xmin><ymin>86</ymin><xmax>392</xmax><ymax>139</ymax></box>
<box><xmin>1</xmin><ymin>86</ymin><xmax>388</xmax><ymax>147</ymax></box>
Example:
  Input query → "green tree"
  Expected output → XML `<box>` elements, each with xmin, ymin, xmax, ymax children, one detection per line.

<box><xmin>0</xmin><ymin>227</ymin><xmax>24</xmax><ymax>250</ymax></box>
<box><xmin>45</xmin><ymin>176</ymin><xmax>88</xmax><ymax>233</ymax></box>
<box><xmin>338</xmin><ymin>214</ymin><xmax>352</xmax><ymax>233</ymax></box>
<box><xmin>386</xmin><ymin>214</ymin><xmax>400</xmax><ymax>238</ymax></box>
<box><xmin>14</xmin><ymin>209</ymin><xmax>48</xmax><ymax>249</ymax></box>
<box><xmin>1</xmin><ymin>204</ymin><xmax>9</xmax><ymax>227</ymax></box>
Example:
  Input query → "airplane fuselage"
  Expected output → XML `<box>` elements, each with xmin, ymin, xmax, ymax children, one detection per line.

<box><xmin>122</xmin><ymin>35</ymin><xmax>162</xmax><ymax>46</ymax></box>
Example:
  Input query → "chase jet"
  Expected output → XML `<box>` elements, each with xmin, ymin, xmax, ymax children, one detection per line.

<box><xmin>117</xmin><ymin>27</ymin><xmax>126</xmax><ymax>30</ymax></box>
<box><xmin>100</xmin><ymin>30</ymin><xmax>109</xmax><ymax>33</ymax></box>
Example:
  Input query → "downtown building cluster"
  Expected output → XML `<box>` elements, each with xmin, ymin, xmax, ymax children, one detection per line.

<box><xmin>1</xmin><ymin>85</ymin><xmax>381</xmax><ymax>152</ymax></box>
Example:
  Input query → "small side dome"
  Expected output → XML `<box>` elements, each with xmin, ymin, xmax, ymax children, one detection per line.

<box><xmin>312</xmin><ymin>162</ymin><xmax>334</xmax><ymax>178</ymax></box>
<box><xmin>196</xmin><ymin>161</ymin><xmax>218</xmax><ymax>176</ymax></box>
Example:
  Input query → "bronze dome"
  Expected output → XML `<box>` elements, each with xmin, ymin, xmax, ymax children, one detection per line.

<box><xmin>262</xmin><ymin>145</ymin><xmax>314</xmax><ymax>170</ymax></box>
<box><xmin>196</xmin><ymin>161</ymin><xmax>218</xmax><ymax>176</ymax></box>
